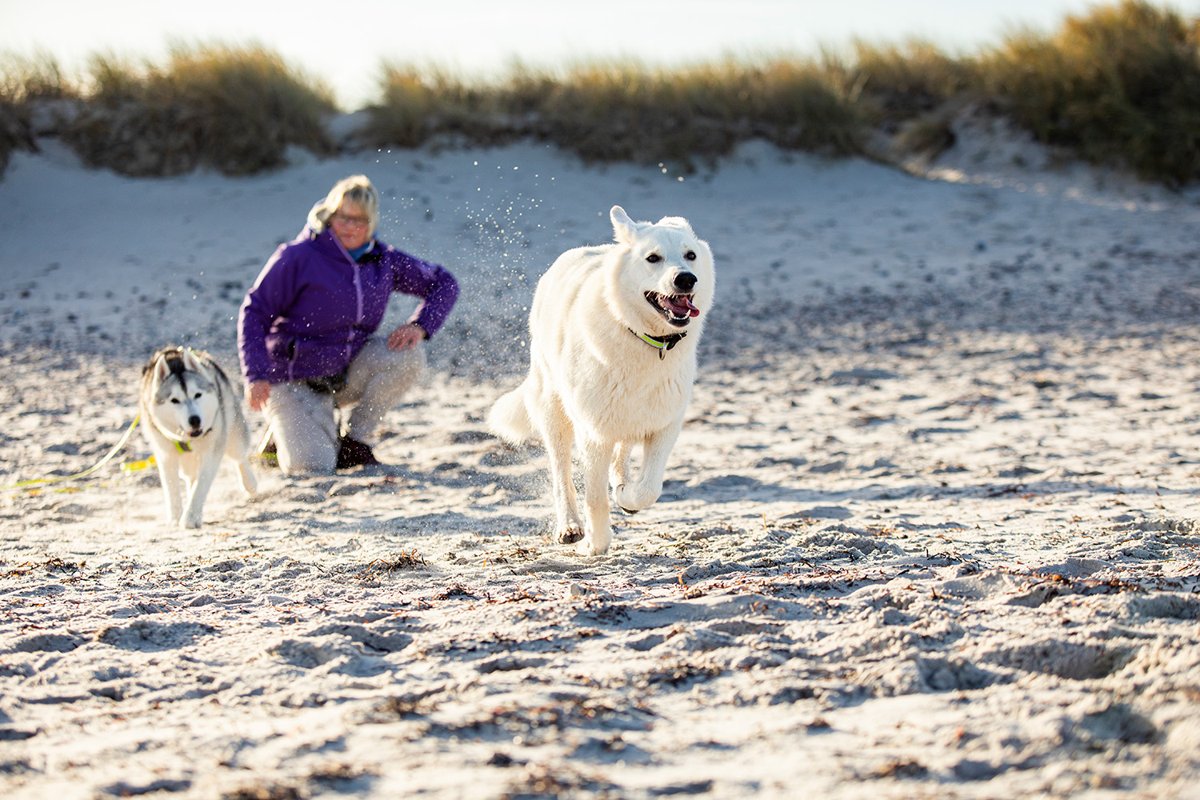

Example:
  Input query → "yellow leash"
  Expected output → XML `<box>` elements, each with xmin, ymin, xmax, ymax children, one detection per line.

<box><xmin>0</xmin><ymin>415</ymin><xmax>145</xmax><ymax>493</ymax></box>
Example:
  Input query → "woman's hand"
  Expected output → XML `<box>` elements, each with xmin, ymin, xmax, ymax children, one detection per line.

<box><xmin>247</xmin><ymin>380</ymin><xmax>271</xmax><ymax>412</ymax></box>
<box><xmin>387</xmin><ymin>323</ymin><xmax>426</xmax><ymax>351</ymax></box>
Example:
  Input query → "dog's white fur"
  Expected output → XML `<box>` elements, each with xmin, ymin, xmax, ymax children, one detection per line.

<box><xmin>139</xmin><ymin>346</ymin><xmax>256</xmax><ymax>528</ymax></box>
<box><xmin>488</xmin><ymin>205</ymin><xmax>715</xmax><ymax>555</ymax></box>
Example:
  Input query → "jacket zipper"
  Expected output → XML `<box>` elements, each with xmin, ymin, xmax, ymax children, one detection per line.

<box><xmin>331</xmin><ymin>232</ymin><xmax>365</xmax><ymax>364</ymax></box>
<box><xmin>350</xmin><ymin>265</ymin><xmax>363</xmax><ymax>363</ymax></box>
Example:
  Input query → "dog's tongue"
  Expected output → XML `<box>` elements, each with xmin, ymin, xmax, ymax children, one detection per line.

<box><xmin>666</xmin><ymin>295</ymin><xmax>701</xmax><ymax>317</ymax></box>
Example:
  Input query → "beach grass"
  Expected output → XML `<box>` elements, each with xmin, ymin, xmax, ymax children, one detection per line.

<box><xmin>0</xmin><ymin>52</ymin><xmax>73</xmax><ymax>173</ymax></box>
<box><xmin>0</xmin><ymin>1</ymin><xmax>1196</xmax><ymax>183</ymax></box>
<box><xmin>975</xmin><ymin>0</ymin><xmax>1200</xmax><ymax>185</ymax></box>
<box><xmin>364</xmin><ymin>56</ymin><xmax>870</xmax><ymax>170</ymax></box>
<box><xmin>1</xmin><ymin>44</ymin><xmax>337</xmax><ymax>177</ymax></box>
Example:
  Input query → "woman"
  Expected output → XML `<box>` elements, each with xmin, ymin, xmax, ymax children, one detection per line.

<box><xmin>238</xmin><ymin>174</ymin><xmax>459</xmax><ymax>474</ymax></box>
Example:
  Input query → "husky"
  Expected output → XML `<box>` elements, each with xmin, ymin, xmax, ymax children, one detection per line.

<box><xmin>488</xmin><ymin>205</ymin><xmax>715</xmax><ymax>555</ymax></box>
<box><xmin>139</xmin><ymin>346</ymin><xmax>257</xmax><ymax>528</ymax></box>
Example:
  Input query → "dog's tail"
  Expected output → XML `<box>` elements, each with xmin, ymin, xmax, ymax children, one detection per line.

<box><xmin>487</xmin><ymin>383</ymin><xmax>535</xmax><ymax>444</ymax></box>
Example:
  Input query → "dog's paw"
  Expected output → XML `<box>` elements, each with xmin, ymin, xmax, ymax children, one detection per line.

<box><xmin>612</xmin><ymin>484</ymin><xmax>639</xmax><ymax>515</ymax></box>
<box><xmin>556</xmin><ymin>526</ymin><xmax>584</xmax><ymax>545</ymax></box>
<box><xmin>615</xmin><ymin>482</ymin><xmax>663</xmax><ymax>514</ymax></box>
<box><xmin>575</xmin><ymin>537</ymin><xmax>611</xmax><ymax>557</ymax></box>
<box><xmin>180</xmin><ymin>513</ymin><xmax>203</xmax><ymax>530</ymax></box>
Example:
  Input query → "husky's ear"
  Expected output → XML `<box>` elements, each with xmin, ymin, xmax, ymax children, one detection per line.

<box><xmin>610</xmin><ymin>205</ymin><xmax>638</xmax><ymax>244</ymax></box>
<box><xmin>181</xmin><ymin>348</ymin><xmax>201</xmax><ymax>373</ymax></box>
<box><xmin>153</xmin><ymin>353</ymin><xmax>172</xmax><ymax>383</ymax></box>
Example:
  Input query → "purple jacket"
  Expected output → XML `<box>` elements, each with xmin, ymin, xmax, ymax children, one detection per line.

<box><xmin>238</xmin><ymin>226</ymin><xmax>459</xmax><ymax>384</ymax></box>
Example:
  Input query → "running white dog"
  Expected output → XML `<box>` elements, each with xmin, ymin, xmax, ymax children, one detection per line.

<box><xmin>139</xmin><ymin>346</ymin><xmax>257</xmax><ymax>528</ymax></box>
<box><xmin>488</xmin><ymin>205</ymin><xmax>715</xmax><ymax>555</ymax></box>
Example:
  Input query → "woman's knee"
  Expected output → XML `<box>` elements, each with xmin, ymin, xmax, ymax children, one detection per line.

<box><xmin>279</xmin><ymin>443</ymin><xmax>336</xmax><ymax>475</ymax></box>
<box><xmin>380</xmin><ymin>340</ymin><xmax>426</xmax><ymax>375</ymax></box>
<box><xmin>361</xmin><ymin>344</ymin><xmax>425</xmax><ymax>395</ymax></box>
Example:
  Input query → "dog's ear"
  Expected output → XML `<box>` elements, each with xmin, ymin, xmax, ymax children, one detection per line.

<box><xmin>153</xmin><ymin>354</ymin><xmax>171</xmax><ymax>384</ymax></box>
<box><xmin>610</xmin><ymin>205</ymin><xmax>638</xmax><ymax>244</ymax></box>
<box><xmin>181</xmin><ymin>348</ymin><xmax>201</xmax><ymax>373</ymax></box>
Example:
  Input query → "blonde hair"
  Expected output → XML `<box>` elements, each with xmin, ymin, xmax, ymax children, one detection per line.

<box><xmin>307</xmin><ymin>174</ymin><xmax>380</xmax><ymax>235</ymax></box>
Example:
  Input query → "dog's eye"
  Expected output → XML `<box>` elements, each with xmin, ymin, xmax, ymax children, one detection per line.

<box><xmin>194</xmin><ymin>393</ymin><xmax>202</xmax><ymax>399</ymax></box>
<box><xmin>685</xmin><ymin>251</ymin><xmax>696</xmax><ymax>261</ymax></box>
<box><xmin>170</xmin><ymin>399</ymin><xmax>181</xmax><ymax>404</ymax></box>
<box><xmin>646</xmin><ymin>253</ymin><xmax>661</xmax><ymax>263</ymax></box>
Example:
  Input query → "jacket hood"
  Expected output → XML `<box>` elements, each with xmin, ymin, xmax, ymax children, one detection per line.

<box><xmin>306</xmin><ymin>201</ymin><xmax>330</xmax><ymax>234</ymax></box>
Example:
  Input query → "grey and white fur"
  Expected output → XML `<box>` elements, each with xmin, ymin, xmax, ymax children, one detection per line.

<box><xmin>138</xmin><ymin>346</ymin><xmax>257</xmax><ymax>528</ymax></box>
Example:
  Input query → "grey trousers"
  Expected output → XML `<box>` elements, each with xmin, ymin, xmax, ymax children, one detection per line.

<box><xmin>265</xmin><ymin>339</ymin><xmax>425</xmax><ymax>475</ymax></box>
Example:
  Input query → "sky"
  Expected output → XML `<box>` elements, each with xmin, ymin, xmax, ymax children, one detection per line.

<box><xmin>1</xmin><ymin>0</ymin><xmax>1195</xmax><ymax>110</ymax></box>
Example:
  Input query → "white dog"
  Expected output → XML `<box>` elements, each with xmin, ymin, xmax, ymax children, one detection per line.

<box><xmin>139</xmin><ymin>346</ymin><xmax>256</xmax><ymax>528</ymax></box>
<box><xmin>488</xmin><ymin>205</ymin><xmax>715</xmax><ymax>555</ymax></box>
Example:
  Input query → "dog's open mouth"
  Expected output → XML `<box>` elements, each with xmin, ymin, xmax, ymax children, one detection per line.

<box><xmin>645</xmin><ymin>291</ymin><xmax>700</xmax><ymax>327</ymax></box>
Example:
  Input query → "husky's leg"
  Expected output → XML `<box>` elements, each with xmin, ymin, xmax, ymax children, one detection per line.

<box><xmin>614</xmin><ymin>417</ymin><xmax>682</xmax><ymax>513</ymax></box>
<box><xmin>154</xmin><ymin>449</ymin><xmax>184</xmax><ymax>524</ymax></box>
<box><xmin>579</xmin><ymin>437</ymin><xmax>615</xmax><ymax>556</ymax></box>
<box><xmin>537</xmin><ymin>393</ymin><xmax>583</xmax><ymax>544</ymax></box>
<box><xmin>225</xmin><ymin>409</ymin><xmax>257</xmax><ymax>496</ymax></box>
<box><xmin>181</xmin><ymin>442</ymin><xmax>223</xmax><ymax>529</ymax></box>
<box><xmin>235</xmin><ymin>457</ymin><xmax>257</xmax><ymax>496</ymax></box>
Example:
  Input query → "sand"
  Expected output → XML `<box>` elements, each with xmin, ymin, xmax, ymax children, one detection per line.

<box><xmin>2</xmin><ymin>121</ymin><xmax>1199</xmax><ymax>799</ymax></box>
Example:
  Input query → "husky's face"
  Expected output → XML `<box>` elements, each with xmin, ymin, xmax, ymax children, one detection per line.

<box><xmin>149</xmin><ymin>351</ymin><xmax>220</xmax><ymax>439</ymax></box>
<box><xmin>608</xmin><ymin>205</ymin><xmax>715</xmax><ymax>335</ymax></box>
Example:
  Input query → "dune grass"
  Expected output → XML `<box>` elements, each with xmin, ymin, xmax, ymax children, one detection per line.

<box><xmin>977</xmin><ymin>0</ymin><xmax>1200</xmax><ymax>185</ymax></box>
<box><xmin>360</xmin><ymin>1</ymin><xmax>1200</xmax><ymax>183</ymax></box>
<box><xmin>0</xmin><ymin>1</ymin><xmax>1197</xmax><ymax>184</ymax></box>
<box><xmin>361</xmin><ymin>58</ymin><xmax>867</xmax><ymax>170</ymax></box>
<box><xmin>0</xmin><ymin>51</ymin><xmax>73</xmax><ymax>103</ymax></box>
<box><xmin>0</xmin><ymin>44</ymin><xmax>337</xmax><ymax>177</ymax></box>
<box><xmin>68</xmin><ymin>44</ymin><xmax>339</xmax><ymax>177</ymax></box>
<box><xmin>0</xmin><ymin>52</ymin><xmax>75</xmax><ymax>173</ymax></box>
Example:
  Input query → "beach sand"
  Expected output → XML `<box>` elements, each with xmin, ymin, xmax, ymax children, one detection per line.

<box><xmin>2</xmin><ymin>123</ymin><xmax>1199</xmax><ymax>798</ymax></box>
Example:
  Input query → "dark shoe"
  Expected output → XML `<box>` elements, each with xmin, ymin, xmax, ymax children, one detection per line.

<box><xmin>336</xmin><ymin>436</ymin><xmax>380</xmax><ymax>469</ymax></box>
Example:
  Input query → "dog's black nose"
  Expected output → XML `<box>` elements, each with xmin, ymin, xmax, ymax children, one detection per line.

<box><xmin>673</xmin><ymin>271</ymin><xmax>697</xmax><ymax>292</ymax></box>
<box><xmin>188</xmin><ymin>415</ymin><xmax>201</xmax><ymax>429</ymax></box>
